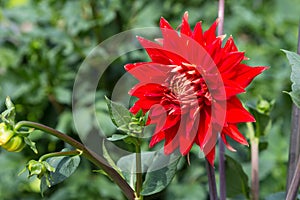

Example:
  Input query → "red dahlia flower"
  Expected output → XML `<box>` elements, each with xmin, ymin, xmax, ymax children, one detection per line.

<box><xmin>125</xmin><ymin>12</ymin><xmax>267</xmax><ymax>165</ymax></box>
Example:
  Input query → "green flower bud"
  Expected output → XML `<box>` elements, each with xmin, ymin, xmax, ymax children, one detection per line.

<box><xmin>27</xmin><ymin>160</ymin><xmax>46</xmax><ymax>179</ymax></box>
<box><xmin>257</xmin><ymin>99</ymin><xmax>273</xmax><ymax>115</ymax></box>
<box><xmin>27</xmin><ymin>160</ymin><xmax>55</xmax><ymax>180</ymax></box>
<box><xmin>2</xmin><ymin>135</ymin><xmax>26</xmax><ymax>152</ymax></box>
<box><xmin>0</xmin><ymin>122</ymin><xmax>14</xmax><ymax>146</ymax></box>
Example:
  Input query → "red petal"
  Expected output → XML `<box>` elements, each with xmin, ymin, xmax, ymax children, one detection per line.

<box><xmin>222</xmin><ymin>124</ymin><xmax>249</xmax><ymax>146</ymax></box>
<box><xmin>164</xmin><ymin>124</ymin><xmax>180</xmax><ymax>154</ymax></box>
<box><xmin>205</xmin><ymin>146</ymin><xmax>215</xmax><ymax>166</ymax></box>
<box><xmin>226</xmin><ymin>96</ymin><xmax>255</xmax><ymax>123</ymax></box>
<box><xmin>129</xmin><ymin>83</ymin><xmax>165</xmax><ymax>98</ymax></box>
<box><xmin>129</xmin><ymin>97</ymin><xmax>161</xmax><ymax>113</ymax></box>
<box><xmin>224</xmin><ymin>80</ymin><xmax>246</xmax><ymax>98</ymax></box>
<box><xmin>179</xmin><ymin>113</ymin><xmax>198</xmax><ymax>155</ymax></box>
<box><xmin>204</xmin><ymin>19</ymin><xmax>218</xmax><ymax>44</ymax></box>
<box><xmin>193</xmin><ymin>22</ymin><xmax>204</xmax><ymax>46</ymax></box>
<box><xmin>160</xmin><ymin>17</ymin><xmax>173</xmax><ymax>30</ymax></box>
<box><xmin>150</xmin><ymin>130</ymin><xmax>165</xmax><ymax>147</ymax></box>
<box><xmin>219</xmin><ymin>52</ymin><xmax>245</xmax><ymax>73</ymax></box>
<box><xmin>125</xmin><ymin>63</ymin><xmax>170</xmax><ymax>83</ymax></box>
<box><xmin>137</xmin><ymin>37</ymin><xmax>172</xmax><ymax>64</ymax></box>
<box><xmin>223</xmin><ymin>36</ymin><xmax>238</xmax><ymax>52</ymax></box>
<box><xmin>196</xmin><ymin>108</ymin><xmax>211</xmax><ymax>148</ymax></box>
<box><xmin>232</xmin><ymin>64</ymin><xmax>268</xmax><ymax>88</ymax></box>
<box><xmin>221</xmin><ymin>134</ymin><xmax>236</xmax><ymax>152</ymax></box>
<box><xmin>180</xmin><ymin>11</ymin><xmax>192</xmax><ymax>37</ymax></box>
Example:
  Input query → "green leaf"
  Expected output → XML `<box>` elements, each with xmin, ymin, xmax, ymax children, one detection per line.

<box><xmin>282</xmin><ymin>50</ymin><xmax>300</xmax><ymax>108</ymax></box>
<box><xmin>24</xmin><ymin>137</ymin><xmax>38</xmax><ymax>154</ymax></box>
<box><xmin>265</xmin><ymin>191</ymin><xmax>286</xmax><ymax>200</ymax></box>
<box><xmin>0</xmin><ymin>97</ymin><xmax>16</xmax><ymax>126</ymax></box>
<box><xmin>141</xmin><ymin>152</ymin><xmax>181</xmax><ymax>196</ymax></box>
<box><xmin>225</xmin><ymin>155</ymin><xmax>250</xmax><ymax>198</ymax></box>
<box><xmin>40</xmin><ymin>149</ymin><xmax>81</xmax><ymax>194</ymax></box>
<box><xmin>105</xmin><ymin>96</ymin><xmax>132</xmax><ymax>127</ymax></box>
<box><xmin>53</xmin><ymin>87</ymin><xmax>71</xmax><ymax>104</ymax></box>
<box><xmin>117</xmin><ymin>151</ymin><xmax>157</xmax><ymax>189</ymax></box>
<box><xmin>107</xmin><ymin>134</ymin><xmax>129</xmax><ymax>141</ymax></box>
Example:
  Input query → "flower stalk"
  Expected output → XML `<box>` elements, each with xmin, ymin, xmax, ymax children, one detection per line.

<box><xmin>38</xmin><ymin>149</ymin><xmax>82</xmax><ymax>162</ymax></box>
<box><xmin>286</xmin><ymin>154</ymin><xmax>300</xmax><ymax>200</ymax></box>
<box><xmin>247</xmin><ymin>122</ymin><xmax>259</xmax><ymax>200</ymax></box>
<box><xmin>135</xmin><ymin>140</ymin><xmax>143</xmax><ymax>200</ymax></box>
<box><xmin>217</xmin><ymin>0</ymin><xmax>226</xmax><ymax>199</ymax></box>
<box><xmin>206</xmin><ymin>158</ymin><xmax>218</xmax><ymax>200</ymax></box>
<box><xmin>14</xmin><ymin>121</ymin><xmax>135</xmax><ymax>200</ymax></box>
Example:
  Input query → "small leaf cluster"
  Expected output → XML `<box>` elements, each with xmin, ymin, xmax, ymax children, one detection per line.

<box><xmin>105</xmin><ymin>97</ymin><xmax>148</xmax><ymax>143</ymax></box>
<box><xmin>0</xmin><ymin>97</ymin><xmax>36</xmax><ymax>153</ymax></box>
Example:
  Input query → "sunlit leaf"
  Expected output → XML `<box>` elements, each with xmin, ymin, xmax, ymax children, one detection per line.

<box><xmin>107</xmin><ymin>134</ymin><xmax>128</xmax><ymax>141</ymax></box>
<box><xmin>141</xmin><ymin>152</ymin><xmax>181</xmax><ymax>196</ymax></box>
<box><xmin>117</xmin><ymin>151</ymin><xmax>156</xmax><ymax>189</ymax></box>
<box><xmin>282</xmin><ymin>50</ymin><xmax>300</xmax><ymax>108</ymax></box>
<box><xmin>40</xmin><ymin>149</ymin><xmax>81</xmax><ymax>195</ymax></box>
<box><xmin>105</xmin><ymin>96</ymin><xmax>132</xmax><ymax>127</ymax></box>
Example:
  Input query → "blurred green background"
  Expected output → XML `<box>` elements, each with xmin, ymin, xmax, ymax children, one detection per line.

<box><xmin>0</xmin><ymin>0</ymin><xmax>299</xmax><ymax>199</ymax></box>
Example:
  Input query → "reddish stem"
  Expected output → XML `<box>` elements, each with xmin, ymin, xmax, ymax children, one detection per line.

<box><xmin>217</xmin><ymin>0</ymin><xmax>226</xmax><ymax>200</ymax></box>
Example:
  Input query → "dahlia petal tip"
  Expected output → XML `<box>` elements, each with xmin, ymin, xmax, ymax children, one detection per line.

<box><xmin>217</xmin><ymin>34</ymin><xmax>227</xmax><ymax>41</ymax></box>
<box><xmin>160</xmin><ymin>17</ymin><xmax>173</xmax><ymax>29</ymax></box>
<box><xmin>183</xmin><ymin>11</ymin><xmax>189</xmax><ymax>20</ymax></box>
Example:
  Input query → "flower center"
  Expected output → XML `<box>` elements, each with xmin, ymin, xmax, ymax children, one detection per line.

<box><xmin>165</xmin><ymin>69</ymin><xmax>211</xmax><ymax>108</ymax></box>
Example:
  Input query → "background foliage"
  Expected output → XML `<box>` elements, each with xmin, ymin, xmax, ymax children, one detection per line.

<box><xmin>0</xmin><ymin>0</ymin><xmax>299</xmax><ymax>199</ymax></box>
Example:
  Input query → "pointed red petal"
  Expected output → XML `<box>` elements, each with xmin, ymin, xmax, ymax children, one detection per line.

<box><xmin>129</xmin><ymin>83</ymin><xmax>165</xmax><ymax>97</ymax></box>
<box><xmin>126</xmin><ymin>63</ymin><xmax>171</xmax><ymax>84</ymax></box>
<box><xmin>205</xmin><ymin>146</ymin><xmax>216</xmax><ymax>166</ymax></box>
<box><xmin>226</xmin><ymin>96</ymin><xmax>255</xmax><ymax>123</ymax></box>
<box><xmin>193</xmin><ymin>22</ymin><xmax>204</xmax><ymax>46</ymax></box>
<box><xmin>219</xmin><ymin>52</ymin><xmax>245</xmax><ymax>73</ymax></box>
<box><xmin>221</xmin><ymin>133</ymin><xmax>236</xmax><ymax>152</ymax></box>
<box><xmin>224</xmin><ymin>80</ymin><xmax>246</xmax><ymax>98</ymax></box>
<box><xmin>149</xmin><ymin>130</ymin><xmax>165</xmax><ymax>147</ymax></box>
<box><xmin>232</xmin><ymin>64</ymin><xmax>268</xmax><ymax>88</ymax></box>
<box><xmin>222</xmin><ymin>124</ymin><xmax>249</xmax><ymax>146</ymax></box>
<box><xmin>164</xmin><ymin>124</ymin><xmax>180</xmax><ymax>154</ymax></box>
<box><xmin>223</xmin><ymin>36</ymin><xmax>238</xmax><ymax>52</ymax></box>
<box><xmin>160</xmin><ymin>17</ymin><xmax>173</xmax><ymax>30</ymax></box>
<box><xmin>204</xmin><ymin>19</ymin><xmax>218</xmax><ymax>44</ymax></box>
<box><xmin>180</xmin><ymin>11</ymin><xmax>192</xmax><ymax>37</ymax></box>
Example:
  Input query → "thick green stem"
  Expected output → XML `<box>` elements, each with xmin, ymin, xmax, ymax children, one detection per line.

<box><xmin>38</xmin><ymin>150</ymin><xmax>82</xmax><ymax>162</ymax></box>
<box><xmin>135</xmin><ymin>141</ymin><xmax>143</xmax><ymax>200</ymax></box>
<box><xmin>15</xmin><ymin>121</ymin><xmax>135</xmax><ymax>200</ymax></box>
<box><xmin>247</xmin><ymin>122</ymin><xmax>259</xmax><ymax>200</ymax></box>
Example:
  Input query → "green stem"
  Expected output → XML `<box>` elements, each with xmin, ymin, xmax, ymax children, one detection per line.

<box><xmin>38</xmin><ymin>150</ymin><xmax>82</xmax><ymax>162</ymax></box>
<box><xmin>135</xmin><ymin>140</ymin><xmax>143</xmax><ymax>200</ymax></box>
<box><xmin>247</xmin><ymin>122</ymin><xmax>259</xmax><ymax>200</ymax></box>
<box><xmin>14</xmin><ymin>121</ymin><xmax>135</xmax><ymax>200</ymax></box>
